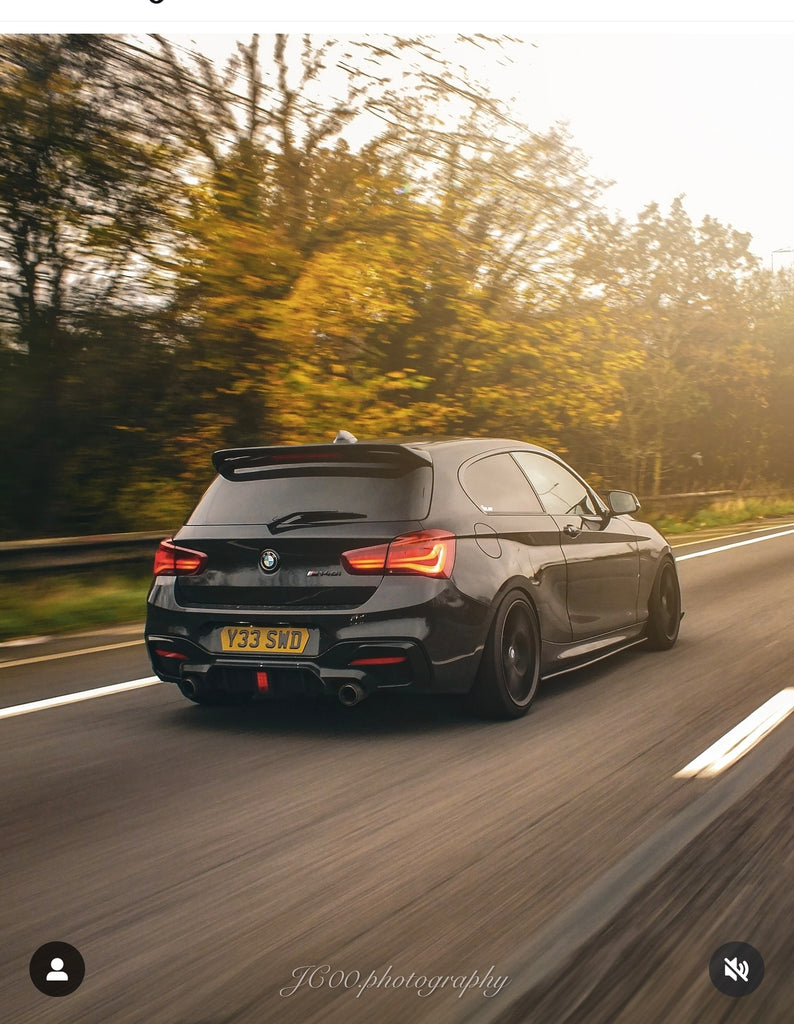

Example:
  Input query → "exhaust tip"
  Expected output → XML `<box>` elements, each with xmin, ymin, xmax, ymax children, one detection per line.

<box><xmin>178</xmin><ymin>675</ymin><xmax>201</xmax><ymax>701</ymax></box>
<box><xmin>338</xmin><ymin>682</ymin><xmax>366</xmax><ymax>707</ymax></box>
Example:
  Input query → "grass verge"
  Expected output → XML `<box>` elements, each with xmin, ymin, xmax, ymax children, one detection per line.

<box><xmin>3</xmin><ymin>497</ymin><xmax>794</xmax><ymax>642</ymax></box>
<box><xmin>645</xmin><ymin>496</ymin><xmax>794</xmax><ymax>535</ymax></box>
<box><xmin>0</xmin><ymin>569</ymin><xmax>150</xmax><ymax>642</ymax></box>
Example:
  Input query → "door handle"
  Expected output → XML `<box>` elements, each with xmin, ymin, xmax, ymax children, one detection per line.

<box><xmin>564</xmin><ymin>524</ymin><xmax>581</xmax><ymax>538</ymax></box>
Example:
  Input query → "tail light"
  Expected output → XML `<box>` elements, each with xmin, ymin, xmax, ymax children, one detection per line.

<box><xmin>341</xmin><ymin>542</ymin><xmax>390</xmax><ymax>575</ymax></box>
<box><xmin>153</xmin><ymin>648</ymin><xmax>188</xmax><ymax>660</ymax></box>
<box><xmin>153</xmin><ymin>538</ymin><xmax>208</xmax><ymax>577</ymax></box>
<box><xmin>342</xmin><ymin>530</ymin><xmax>455</xmax><ymax>579</ymax></box>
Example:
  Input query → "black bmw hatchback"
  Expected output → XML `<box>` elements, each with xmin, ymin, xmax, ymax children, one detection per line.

<box><xmin>145</xmin><ymin>436</ymin><xmax>682</xmax><ymax>719</ymax></box>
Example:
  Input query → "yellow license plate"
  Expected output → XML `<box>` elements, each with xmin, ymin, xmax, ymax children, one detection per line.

<box><xmin>219</xmin><ymin>626</ymin><xmax>311</xmax><ymax>654</ymax></box>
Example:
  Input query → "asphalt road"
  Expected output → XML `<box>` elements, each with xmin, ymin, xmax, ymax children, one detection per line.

<box><xmin>1</xmin><ymin>524</ymin><xmax>793</xmax><ymax>1024</ymax></box>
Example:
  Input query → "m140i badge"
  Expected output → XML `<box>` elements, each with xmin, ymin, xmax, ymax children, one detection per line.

<box><xmin>259</xmin><ymin>549</ymin><xmax>279</xmax><ymax>572</ymax></box>
<box><xmin>306</xmin><ymin>569</ymin><xmax>341</xmax><ymax>578</ymax></box>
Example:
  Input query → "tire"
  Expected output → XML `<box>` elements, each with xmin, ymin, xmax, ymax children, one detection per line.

<box><xmin>646</xmin><ymin>557</ymin><xmax>682</xmax><ymax>650</ymax></box>
<box><xmin>467</xmin><ymin>591</ymin><xmax>541</xmax><ymax>720</ymax></box>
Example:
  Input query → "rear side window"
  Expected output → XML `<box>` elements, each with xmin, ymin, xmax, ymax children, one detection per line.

<box><xmin>460</xmin><ymin>454</ymin><xmax>544</xmax><ymax>514</ymax></box>
<box><xmin>188</xmin><ymin>465</ymin><xmax>433</xmax><ymax>526</ymax></box>
<box><xmin>512</xmin><ymin>451</ymin><xmax>598</xmax><ymax>516</ymax></box>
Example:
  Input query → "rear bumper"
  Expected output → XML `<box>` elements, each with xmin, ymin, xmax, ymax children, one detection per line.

<box><xmin>146</xmin><ymin>634</ymin><xmax>432</xmax><ymax>699</ymax></box>
<box><xmin>145</xmin><ymin>576</ymin><xmax>489</xmax><ymax>698</ymax></box>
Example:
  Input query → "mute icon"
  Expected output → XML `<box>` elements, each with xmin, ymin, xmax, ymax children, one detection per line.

<box><xmin>710</xmin><ymin>942</ymin><xmax>763</xmax><ymax>996</ymax></box>
<box><xmin>723</xmin><ymin>957</ymin><xmax>749</xmax><ymax>983</ymax></box>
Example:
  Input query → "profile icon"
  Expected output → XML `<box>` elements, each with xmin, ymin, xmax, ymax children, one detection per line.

<box><xmin>46</xmin><ymin>957</ymin><xmax>69</xmax><ymax>982</ymax></box>
<box><xmin>29</xmin><ymin>942</ymin><xmax>85</xmax><ymax>996</ymax></box>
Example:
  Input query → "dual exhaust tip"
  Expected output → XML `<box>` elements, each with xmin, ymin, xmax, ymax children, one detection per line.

<box><xmin>180</xmin><ymin>675</ymin><xmax>367</xmax><ymax>706</ymax></box>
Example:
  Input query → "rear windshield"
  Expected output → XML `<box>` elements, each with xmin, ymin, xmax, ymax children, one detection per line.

<box><xmin>187</xmin><ymin>465</ymin><xmax>433</xmax><ymax>527</ymax></box>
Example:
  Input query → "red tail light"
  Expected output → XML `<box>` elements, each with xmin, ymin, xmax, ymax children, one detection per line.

<box><xmin>153</xmin><ymin>538</ymin><xmax>208</xmax><ymax>577</ymax></box>
<box><xmin>154</xmin><ymin>648</ymin><xmax>188</xmax><ymax>660</ymax></box>
<box><xmin>342</xmin><ymin>530</ymin><xmax>455</xmax><ymax>579</ymax></box>
<box><xmin>386</xmin><ymin>531</ymin><xmax>456</xmax><ymax>577</ymax></box>
<box><xmin>341</xmin><ymin>542</ymin><xmax>389</xmax><ymax>574</ymax></box>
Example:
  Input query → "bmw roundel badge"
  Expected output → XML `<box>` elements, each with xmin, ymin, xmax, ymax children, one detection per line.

<box><xmin>259</xmin><ymin>549</ymin><xmax>280</xmax><ymax>573</ymax></box>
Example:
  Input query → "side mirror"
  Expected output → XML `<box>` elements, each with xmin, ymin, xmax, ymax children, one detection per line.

<box><xmin>607</xmin><ymin>490</ymin><xmax>641</xmax><ymax>516</ymax></box>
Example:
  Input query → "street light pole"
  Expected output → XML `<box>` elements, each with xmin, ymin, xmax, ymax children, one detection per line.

<box><xmin>771</xmin><ymin>247</ymin><xmax>794</xmax><ymax>273</ymax></box>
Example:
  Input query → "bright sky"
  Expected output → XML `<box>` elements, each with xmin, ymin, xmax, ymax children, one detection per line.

<box><xmin>160</xmin><ymin>28</ymin><xmax>794</xmax><ymax>268</ymax></box>
<box><xmin>511</xmin><ymin>31</ymin><xmax>794</xmax><ymax>268</ymax></box>
<box><xmin>3</xmin><ymin>5</ymin><xmax>793</xmax><ymax>268</ymax></box>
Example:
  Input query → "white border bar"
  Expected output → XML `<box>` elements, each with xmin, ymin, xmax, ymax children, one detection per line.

<box><xmin>4</xmin><ymin>2</ymin><xmax>794</xmax><ymax>31</ymax></box>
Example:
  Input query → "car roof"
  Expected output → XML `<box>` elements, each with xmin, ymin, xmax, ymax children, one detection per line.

<box><xmin>209</xmin><ymin>438</ymin><xmax>567</xmax><ymax>500</ymax></box>
<box><xmin>213</xmin><ymin>436</ymin><xmax>559</xmax><ymax>471</ymax></box>
<box><xmin>378</xmin><ymin>437</ymin><xmax>558</xmax><ymax>461</ymax></box>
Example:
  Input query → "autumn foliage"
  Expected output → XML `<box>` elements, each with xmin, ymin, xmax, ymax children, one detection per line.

<box><xmin>1</xmin><ymin>34</ymin><xmax>792</xmax><ymax>536</ymax></box>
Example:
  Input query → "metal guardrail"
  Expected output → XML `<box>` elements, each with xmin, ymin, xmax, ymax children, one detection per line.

<box><xmin>0</xmin><ymin>490</ymin><xmax>785</xmax><ymax>573</ymax></box>
<box><xmin>637</xmin><ymin>489</ymin><xmax>735</xmax><ymax>507</ymax></box>
<box><xmin>0</xmin><ymin>532</ymin><xmax>164</xmax><ymax>573</ymax></box>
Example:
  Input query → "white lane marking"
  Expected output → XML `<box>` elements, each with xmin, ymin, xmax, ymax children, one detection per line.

<box><xmin>0</xmin><ymin>677</ymin><xmax>160</xmax><ymax>721</ymax></box>
<box><xmin>675</xmin><ymin>689</ymin><xmax>794</xmax><ymax>778</ymax></box>
<box><xmin>0</xmin><ymin>525</ymin><xmax>789</xmax><ymax>718</ymax></box>
<box><xmin>0</xmin><ymin>639</ymin><xmax>144</xmax><ymax>670</ymax></box>
<box><xmin>675</xmin><ymin>527</ymin><xmax>794</xmax><ymax>561</ymax></box>
<box><xmin>0</xmin><ymin>635</ymin><xmax>53</xmax><ymax>649</ymax></box>
<box><xmin>671</xmin><ymin>522</ymin><xmax>794</xmax><ymax>548</ymax></box>
<box><xmin>0</xmin><ymin>526</ymin><xmax>789</xmax><ymax>663</ymax></box>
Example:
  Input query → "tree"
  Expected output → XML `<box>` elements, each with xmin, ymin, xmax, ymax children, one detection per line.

<box><xmin>743</xmin><ymin>266</ymin><xmax>794</xmax><ymax>487</ymax></box>
<box><xmin>215</xmin><ymin>37</ymin><xmax>614</xmax><ymax>445</ymax></box>
<box><xmin>574</xmin><ymin>198</ymin><xmax>761</xmax><ymax>493</ymax></box>
<box><xmin>0</xmin><ymin>34</ymin><xmax>178</xmax><ymax>532</ymax></box>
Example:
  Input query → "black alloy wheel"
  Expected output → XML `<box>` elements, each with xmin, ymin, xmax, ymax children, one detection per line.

<box><xmin>646</xmin><ymin>558</ymin><xmax>682</xmax><ymax>650</ymax></box>
<box><xmin>468</xmin><ymin>591</ymin><xmax>541</xmax><ymax>719</ymax></box>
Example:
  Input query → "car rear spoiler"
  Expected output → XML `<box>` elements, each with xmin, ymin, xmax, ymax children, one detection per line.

<box><xmin>212</xmin><ymin>444</ymin><xmax>432</xmax><ymax>480</ymax></box>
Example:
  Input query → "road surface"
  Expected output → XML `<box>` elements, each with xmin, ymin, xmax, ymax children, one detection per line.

<box><xmin>1</xmin><ymin>524</ymin><xmax>793</xmax><ymax>1023</ymax></box>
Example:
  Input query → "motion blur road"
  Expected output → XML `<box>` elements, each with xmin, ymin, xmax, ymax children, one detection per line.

<box><xmin>1</xmin><ymin>525</ymin><xmax>793</xmax><ymax>1023</ymax></box>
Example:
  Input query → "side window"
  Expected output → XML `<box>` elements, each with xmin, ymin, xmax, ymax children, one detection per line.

<box><xmin>512</xmin><ymin>451</ymin><xmax>598</xmax><ymax>516</ymax></box>
<box><xmin>460</xmin><ymin>454</ymin><xmax>544</xmax><ymax>514</ymax></box>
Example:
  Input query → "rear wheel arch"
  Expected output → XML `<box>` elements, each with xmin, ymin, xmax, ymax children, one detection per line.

<box><xmin>474</xmin><ymin>577</ymin><xmax>541</xmax><ymax>666</ymax></box>
<box><xmin>485</xmin><ymin>576</ymin><xmax>540</xmax><ymax>628</ymax></box>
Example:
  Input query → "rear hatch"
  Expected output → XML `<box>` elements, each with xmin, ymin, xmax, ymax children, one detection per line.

<box><xmin>174</xmin><ymin>443</ymin><xmax>433</xmax><ymax>610</ymax></box>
